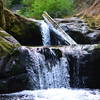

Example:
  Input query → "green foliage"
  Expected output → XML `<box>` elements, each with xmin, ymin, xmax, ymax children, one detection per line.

<box><xmin>19</xmin><ymin>0</ymin><xmax>74</xmax><ymax>19</ymax></box>
<box><xmin>4</xmin><ymin>0</ymin><xmax>12</xmax><ymax>8</ymax></box>
<box><xmin>4</xmin><ymin>0</ymin><xmax>21</xmax><ymax>8</ymax></box>
<box><xmin>21</xmin><ymin>0</ymin><xmax>34</xmax><ymax>6</ymax></box>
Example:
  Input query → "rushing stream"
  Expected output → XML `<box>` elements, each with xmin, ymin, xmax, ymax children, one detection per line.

<box><xmin>0</xmin><ymin>18</ymin><xmax>100</xmax><ymax>99</ymax></box>
<box><xmin>40</xmin><ymin>21</ymin><xmax>51</xmax><ymax>46</ymax></box>
<box><xmin>17</xmin><ymin>47</ymin><xmax>70</xmax><ymax>89</ymax></box>
<box><xmin>0</xmin><ymin>89</ymin><xmax>100</xmax><ymax>100</ymax></box>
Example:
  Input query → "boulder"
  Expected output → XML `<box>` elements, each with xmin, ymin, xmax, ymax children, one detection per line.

<box><xmin>0</xmin><ymin>27</ymin><xmax>20</xmax><ymax>87</ymax></box>
<box><xmin>4</xmin><ymin>9</ymin><xmax>42</xmax><ymax>46</ymax></box>
<box><xmin>0</xmin><ymin>0</ymin><xmax>42</xmax><ymax>46</ymax></box>
<box><xmin>55</xmin><ymin>17</ymin><xmax>100</xmax><ymax>44</ymax></box>
<box><xmin>0</xmin><ymin>27</ymin><xmax>20</xmax><ymax>54</ymax></box>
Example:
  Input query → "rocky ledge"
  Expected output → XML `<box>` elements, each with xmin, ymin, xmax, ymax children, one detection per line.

<box><xmin>0</xmin><ymin>44</ymin><xmax>100</xmax><ymax>93</ymax></box>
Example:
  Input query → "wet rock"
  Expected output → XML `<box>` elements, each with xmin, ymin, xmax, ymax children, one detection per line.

<box><xmin>56</xmin><ymin>17</ymin><xmax>100</xmax><ymax>44</ymax></box>
<box><xmin>0</xmin><ymin>27</ymin><xmax>21</xmax><ymax>93</ymax></box>
<box><xmin>66</xmin><ymin>45</ymin><xmax>100</xmax><ymax>88</ymax></box>
<box><xmin>0</xmin><ymin>27</ymin><xmax>20</xmax><ymax>70</ymax></box>
<box><xmin>0</xmin><ymin>46</ymin><xmax>69</xmax><ymax>93</ymax></box>
<box><xmin>0</xmin><ymin>45</ymin><xmax>100</xmax><ymax>93</ymax></box>
<box><xmin>86</xmin><ymin>29</ymin><xmax>100</xmax><ymax>43</ymax></box>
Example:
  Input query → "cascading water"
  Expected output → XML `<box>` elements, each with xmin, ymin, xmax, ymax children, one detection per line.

<box><xmin>21</xmin><ymin>47</ymin><xmax>70</xmax><ymax>89</ymax></box>
<box><xmin>0</xmin><ymin>45</ymin><xmax>100</xmax><ymax>100</ymax></box>
<box><xmin>40</xmin><ymin>21</ymin><xmax>51</xmax><ymax>46</ymax></box>
<box><xmin>37</xmin><ymin>51</ymin><xmax>70</xmax><ymax>89</ymax></box>
<box><xmin>0</xmin><ymin>17</ymin><xmax>100</xmax><ymax>99</ymax></box>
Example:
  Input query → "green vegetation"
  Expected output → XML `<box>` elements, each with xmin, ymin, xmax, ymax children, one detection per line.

<box><xmin>4</xmin><ymin>0</ymin><xmax>21</xmax><ymax>8</ymax></box>
<box><xmin>4</xmin><ymin>0</ymin><xmax>75</xmax><ymax>19</ymax></box>
<box><xmin>19</xmin><ymin>0</ymin><xmax>75</xmax><ymax>19</ymax></box>
<box><xmin>4</xmin><ymin>0</ymin><xmax>12</xmax><ymax>8</ymax></box>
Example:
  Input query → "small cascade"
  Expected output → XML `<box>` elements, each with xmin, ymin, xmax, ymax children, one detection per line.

<box><xmin>37</xmin><ymin>51</ymin><xmax>70</xmax><ymax>89</ymax></box>
<box><xmin>0</xmin><ymin>45</ymin><xmax>100</xmax><ymax>95</ymax></box>
<box><xmin>20</xmin><ymin>47</ymin><xmax>70</xmax><ymax>89</ymax></box>
<box><xmin>40</xmin><ymin>21</ymin><xmax>51</xmax><ymax>46</ymax></box>
<box><xmin>29</xmin><ymin>17</ymin><xmax>76</xmax><ymax>46</ymax></box>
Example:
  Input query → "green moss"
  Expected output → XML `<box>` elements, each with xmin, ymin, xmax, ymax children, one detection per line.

<box><xmin>0</xmin><ymin>28</ymin><xmax>21</xmax><ymax>56</ymax></box>
<box><xmin>11</xmin><ymin>24</ymin><xmax>21</xmax><ymax>35</ymax></box>
<box><xmin>0</xmin><ymin>42</ymin><xmax>12</xmax><ymax>53</ymax></box>
<box><xmin>81</xmin><ymin>15</ymin><xmax>100</xmax><ymax>29</ymax></box>
<box><xmin>95</xmin><ymin>44</ymin><xmax>100</xmax><ymax>49</ymax></box>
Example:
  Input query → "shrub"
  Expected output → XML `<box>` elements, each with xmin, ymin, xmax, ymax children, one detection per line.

<box><xmin>20</xmin><ymin>0</ymin><xmax>74</xmax><ymax>19</ymax></box>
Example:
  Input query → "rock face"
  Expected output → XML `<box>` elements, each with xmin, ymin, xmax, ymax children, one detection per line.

<box><xmin>0</xmin><ymin>45</ymin><xmax>100</xmax><ymax>93</ymax></box>
<box><xmin>4</xmin><ymin>9</ymin><xmax>42</xmax><ymax>46</ymax></box>
<box><xmin>0</xmin><ymin>27</ymin><xmax>20</xmax><ymax>76</ymax></box>
<box><xmin>0</xmin><ymin>27</ymin><xmax>21</xmax><ymax>94</ymax></box>
<box><xmin>0</xmin><ymin>0</ymin><xmax>42</xmax><ymax>46</ymax></box>
<box><xmin>56</xmin><ymin>17</ymin><xmax>100</xmax><ymax>44</ymax></box>
<box><xmin>0</xmin><ymin>27</ymin><xmax>20</xmax><ymax>53</ymax></box>
<box><xmin>67</xmin><ymin>45</ymin><xmax>100</xmax><ymax>88</ymax></box>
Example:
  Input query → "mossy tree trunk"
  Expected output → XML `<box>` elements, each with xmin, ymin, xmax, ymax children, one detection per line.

<box><xmin>0</xmin><ymin>0</ymin><xmax>5</xmax><ymax>29</ymax></box>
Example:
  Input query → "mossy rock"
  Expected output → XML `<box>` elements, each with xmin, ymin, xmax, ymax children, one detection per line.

<box><xmin>81</xmin><ymin>15</ymin><xmax>100</xmax><ymax>29</ymax></box>
<box><xmin>4</xmin><ymin>9</ymin><xmax>42</xmax><ymax>46</ymax></box>
<box><xmin>0</xmin><ymin>27</ymin><xmax>20</xmax><ymax>56</ymax></box>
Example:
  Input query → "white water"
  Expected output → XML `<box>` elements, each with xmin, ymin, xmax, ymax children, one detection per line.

<box><xmin>42</xmin><ymin>15</ymin><xmax>77</xmax><ymax>45</ymax></box>
<box><xmin>40</xmin><ymin>21</ymin><xmax>51</xmax><ymax>46</ymax></box>
<box><xmin>37</xmin><ymin>52</ymin><xmax>70</xmax><ymax>89</ymax></box>
<box><xmin>21</xmin><ymin>47</ymin><xmax>70</xmax><ymax>89</ymax></box>
<box><xmin>1</xmin><ymin>88</ymin><xmax>100</xmax><ymax>100</ymax></box>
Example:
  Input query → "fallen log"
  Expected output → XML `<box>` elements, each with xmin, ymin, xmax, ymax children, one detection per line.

<box><xmin>42</xmin><ymin>11</ymin><xmax>77</xmax><ymax>45</ymax></box>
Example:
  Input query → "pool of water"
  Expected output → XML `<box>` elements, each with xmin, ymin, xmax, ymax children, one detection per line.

<box><xmin>0</xmin><ymin>88</ymin><xmax>100</xmax><ymax>100</ymax></box>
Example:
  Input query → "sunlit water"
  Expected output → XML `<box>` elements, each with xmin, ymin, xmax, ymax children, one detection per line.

<box><xmin>0</xmin><ymin>88</ymin><xmax>100</xmax><ymax>100</ymax></box>
<box><xmin>40</xmin><ymin>21</ymin><xmax>51</xmax><ymax>46</ymax></box>
<box><xmin>22</xmin><ymin>47</ymin><xmax>70</xmax><ymax>89</ymax></box>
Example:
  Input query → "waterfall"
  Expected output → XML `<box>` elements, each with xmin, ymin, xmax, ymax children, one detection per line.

<box><xmin>37</xmin><ymin>52</ymin><xmax>70</xmax><ymax>89</ymax></box>
<box><xmin>20</xmin><ymin>47</ymin><xmax>70</xmax><ymax>89</ymax></box>
<box><xmin>40</xmin><ymin>21</ymin><xmax>51</xmax><ymax>46</ymax></box>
